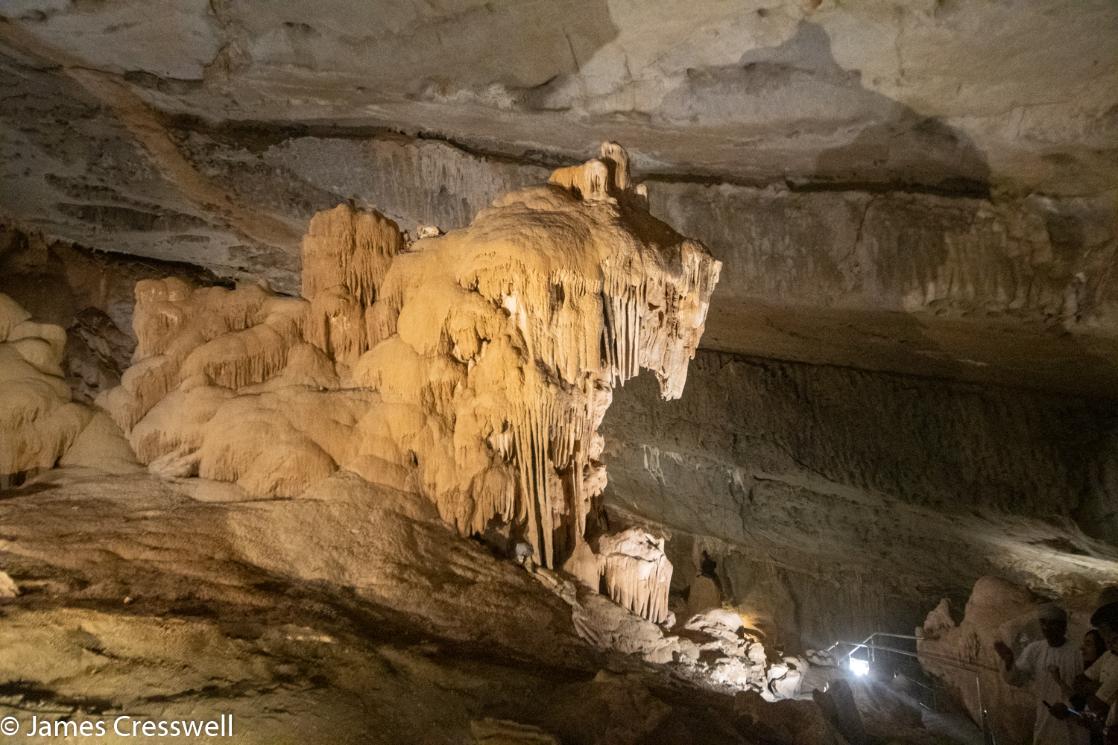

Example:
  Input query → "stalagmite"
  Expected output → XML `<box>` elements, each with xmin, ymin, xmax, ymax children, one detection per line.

<box><xmin>0</xmin><ymin>293</ymin><xmax>92</xmax><ymax>486</ymax></box>
<box><xmin>596</xmin><ymin>529</ymin><xmax>674</xmax><ymax>625</ymax></box>
<box><xmin>101</xmin><ymin>143</ymin><xmax>720</xmax><ymax>607</ymax></box>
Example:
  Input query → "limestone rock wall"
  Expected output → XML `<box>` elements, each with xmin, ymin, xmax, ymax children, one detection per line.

<box><xmin>650</xmin><ymin>183</ymin><xmax>1118</xmax><ymax>330</ymax></box>
<box><xmin>601</xmin><ymin>349</ymin><xmax>1118</xmax><ymax>648</ymax></box>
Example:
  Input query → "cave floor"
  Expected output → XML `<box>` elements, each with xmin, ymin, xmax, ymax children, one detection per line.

<box><xmin>0</xmin><ymin>468</ymin><xmax>967</xmax><ymax>745</ymax></box>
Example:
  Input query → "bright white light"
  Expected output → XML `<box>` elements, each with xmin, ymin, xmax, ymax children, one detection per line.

<box><xmin>848</xmin><ymin>657</ymin><xmax>870</xmax><ymax>677</ymax></box>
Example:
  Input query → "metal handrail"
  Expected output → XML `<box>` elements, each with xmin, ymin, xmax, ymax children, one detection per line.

<box><xmin>827</xmin><ymin>631</ymin><xmax>999</xmax><ymax>745</ymax></box>
<box><xmin>827</xmin><ymin>631</ymin><xmax>919</xmax><ymax>655</ymax></box>
<box><xmin>830</xmin><ymin>638</ymin><xmax>999</xmax><ymax>674</ymax></box>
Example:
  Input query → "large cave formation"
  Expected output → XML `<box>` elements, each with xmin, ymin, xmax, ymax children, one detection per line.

<box><xmin>1</xmin><ymin>2</ymin><xmax>1118</xmax><ymax>744</ymax></box>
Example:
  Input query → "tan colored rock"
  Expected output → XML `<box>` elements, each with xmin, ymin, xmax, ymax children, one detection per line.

<box><xmin>470</xmin><ymin>718</ymin><xmax>559</xmax><ymax>744</ymax></box>
<box><xmin>561</xmin><ymin>539</ymin><xmax>600</xmax><ymax>591</ymax></box>
<box><xmin>58</xmin><ymin>410</ymin><xmax>141</xmax><ymax>474</ymax></box>
<box><xmin>0</xmin><ymin>293</ymin><xmax>92</xmax><ymax>486</ymax></box>
<box><xmin>101</xmin><ymin>144</ymin><xmax>720</xmax><ymax>582</ymax></box>
<box><xmin>684</xmin><ymin>574</ymin><xmax>724</xmax><ymax>621</ymax></box>
<box><xmin>0</xmin><ymin>570</ymin><xmax>18</xmax><ymax>598</ymax></box>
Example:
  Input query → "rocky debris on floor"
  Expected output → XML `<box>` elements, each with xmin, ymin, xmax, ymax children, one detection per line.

<box><xmin>0</xmin><ymin>467</ymin><xmax>878</xmax><ymax>745</ymax></box>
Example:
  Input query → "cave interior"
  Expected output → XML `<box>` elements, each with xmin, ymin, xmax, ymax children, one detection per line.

<box><xmin>1</xmin><ymin>2</ymin><xmax>1118</xmax><ymax>744</ymax></box>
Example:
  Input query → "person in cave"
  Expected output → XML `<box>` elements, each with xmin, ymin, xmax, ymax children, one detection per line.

<box><xmin>1081</xmin><ymin>598</ymin><xmax>1118</xmax><ymax>745</ymax></box>
<box><xmin>994</xmin><ymin>604</ymin><xmax>1090</xmax><ymax>745</ymax></box>
<box><xmin>1082</xmin><ymin>631</ymin><xmax>1108</xmax><ymax>672</ymax></box>
<box><xmin>1049</xmin><ymin>630</ymin><xmax>1107</xmax><ymax>745</ymax></box>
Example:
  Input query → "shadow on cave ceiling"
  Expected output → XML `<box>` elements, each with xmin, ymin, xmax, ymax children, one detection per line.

<box><xmin>654</xmin><ymin>21</ymin><xmax>1118</xmax><ymax>400</ymax></box>
<box><xmin>659</xmin><ymin>20</ymin><xmax>991</xmax><ymax>197</ymax></box>
<box><xmin>396</xmin><ymin>0</ymin><xmax>621</xmax><ymax>102</ymax></box>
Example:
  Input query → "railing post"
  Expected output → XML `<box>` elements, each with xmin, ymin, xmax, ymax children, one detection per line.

<box><xmin>977</xmin><ymin>672</ymin><xmax>997</xmax><ymax>745</ymax></box>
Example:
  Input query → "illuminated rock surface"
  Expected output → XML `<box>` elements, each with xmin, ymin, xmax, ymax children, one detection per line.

<box><xmin>0</xmin><ymin>293</ymin><xmax>91</xmax><ymax>486</ymax></box>
<box><xmin>102</xmin><ymin>144</ymin><xmax>720</xmax><ymax>580</ymax></box>
<box><xmin>0</xmin><ymin>146</ymin><xmax>984</xmax><ymax>743</ymax></box>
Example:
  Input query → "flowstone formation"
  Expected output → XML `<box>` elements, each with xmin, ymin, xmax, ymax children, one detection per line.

<box><xmin>101</xmin><ymin>143</ymin><xmax>720</xmax><ymax>603</ymax></box>
<box><xmin>0</xmin><ymin>293</ymin><xmax>91</xmax><ymax>487</ymax></box>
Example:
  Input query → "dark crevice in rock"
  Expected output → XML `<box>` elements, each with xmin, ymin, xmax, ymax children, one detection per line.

<box><xmin>161</xmin><ymin>109</ymin><xmax>999</xmax><ymax>201</ymax></box>
<box><xmin>0</xmin><ymin>682</ymin><xmax>117</xmax><ymax>716</ymax></box>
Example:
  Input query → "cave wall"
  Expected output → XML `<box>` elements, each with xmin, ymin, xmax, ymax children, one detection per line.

<box><xmin>0</xmin><ymin>41</ymin><xmax>548</xmax><ymax>294</ymax></box>
<box><xmin>652</xmin><ymin>182</ymin><xmax>1118</xmax><ymax>327</ymax></box>
<box><xmin>602</xmin><ymin>350</ymin><xmax>1118</xmax><ymax>649</ymax></box>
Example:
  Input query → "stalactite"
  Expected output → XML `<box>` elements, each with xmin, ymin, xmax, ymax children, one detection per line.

<box><xmin>301</xmin><ymin>204</ymin><xmax>403</xmax><ymax>307</ymax></box>
<box><xmin>103</xmin><ymin>142</ymin><xmax>719</xmax><ymax>610</ymax></box>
